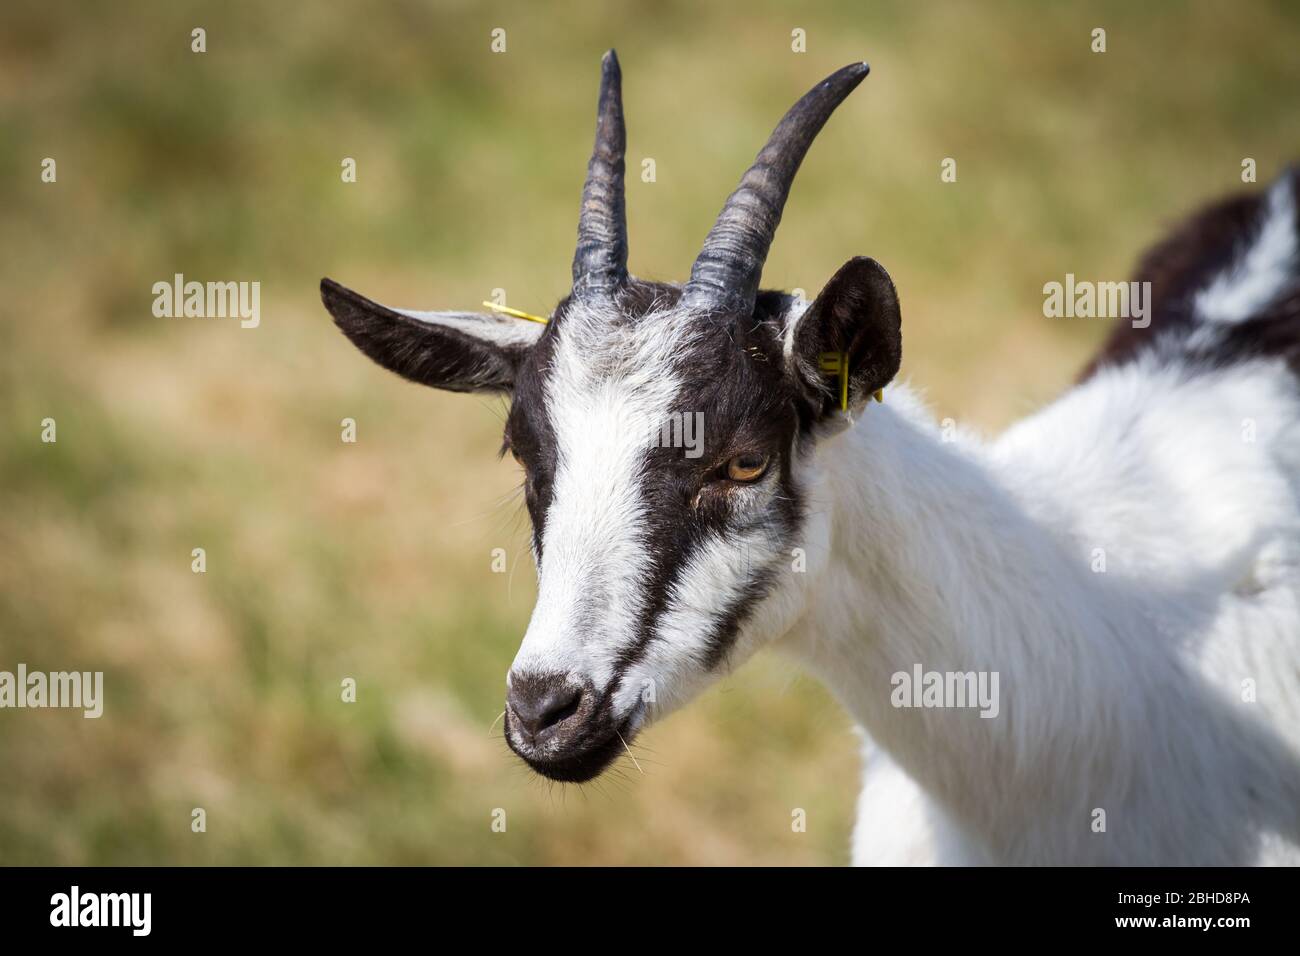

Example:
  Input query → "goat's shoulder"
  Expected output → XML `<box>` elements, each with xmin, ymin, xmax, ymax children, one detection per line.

<box><xmin>1079</xmin><ymin>166</ymin><xmax>1300</xmax><ymax>383</ymax></box>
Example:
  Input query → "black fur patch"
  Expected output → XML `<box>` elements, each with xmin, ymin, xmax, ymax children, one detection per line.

<box><xmin>1079</xmin><ymin>169</ymin><xmax>1300</xmax><ymax>381</ymax></box>
<box><xmin>505</xmin><ymin>322</ymin><xmax>560</xmax><ymax>557</ymax></box>
<box><xmin>320</xmin><ymin>278</ymin><xmax>530</xmax><ymax>392</ymax></box>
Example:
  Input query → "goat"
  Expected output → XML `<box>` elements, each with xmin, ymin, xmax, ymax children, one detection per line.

<box><xmin>320</xmin><ymin>51</ymin><xmax>1300</xmax><ymax>865</ymax></box>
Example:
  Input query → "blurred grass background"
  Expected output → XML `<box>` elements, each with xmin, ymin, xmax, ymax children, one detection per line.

<box><xmin>1</xmin><ymin>0</ymin><xmax>1297</xmax><ymax>865</ymax></box>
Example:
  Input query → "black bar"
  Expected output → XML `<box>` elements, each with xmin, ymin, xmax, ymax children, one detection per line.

<box><xmin>0</xmin><ymin>867</ymin><xmax>1284</xmax><ymax>942</ymax></box>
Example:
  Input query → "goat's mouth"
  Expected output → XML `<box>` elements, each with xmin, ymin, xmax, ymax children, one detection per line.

<box><xmin>505</xmin><ymin>700</ymin><xmax>648</xmax><ymax>784</ymax></box>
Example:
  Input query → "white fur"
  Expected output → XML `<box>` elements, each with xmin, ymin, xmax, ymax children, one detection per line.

<box><xmin>783</xmin><ymin>363</ymin><xmax>1300</xmax><ymax>865</ymax></box>
<box><xmin>775</xmin><ymin>183</ymin><xmax>1300</xmax><ymax>864</ymax></box>
<box><xmin>1196</xmin><ymin>175</ymin><xmax>1297</xmax><ymax>324</ymax></box>
<box><xmin>394</xmin><ymin>307</ymin><xmax>545</xmax><ymax>348</ymax></box>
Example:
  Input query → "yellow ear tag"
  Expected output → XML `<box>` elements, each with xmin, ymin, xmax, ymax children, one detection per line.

<box><xmin>482</xmin><ymin>301</ymin><xmax>549</xmax><ymax>324</ymax></box>
<box><xmin>818</xmin><ymin>351</ymin><xmax>850</xmax><ymax>412</ymax></box>
<box><xmin>817</xmin><ymin>352</ymin><xmax>882</xmax><ymax>410</ymax></box>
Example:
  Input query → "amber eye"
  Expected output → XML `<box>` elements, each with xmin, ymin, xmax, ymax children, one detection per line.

<box><xmin>726</xmin><ymin>453</ymin><xmax>770</xmax><ymax>482</ymax></box>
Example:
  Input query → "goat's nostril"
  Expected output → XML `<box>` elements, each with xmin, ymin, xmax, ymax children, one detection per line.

<box><xmin>537</xmin><ymin>688</ymin><xmax>581</xmax><ymax>730</ymax></box>
<box><xmin>508</xmin><ymin>677</ymin><xmax>583</xmax><ymax>739</ymax></box>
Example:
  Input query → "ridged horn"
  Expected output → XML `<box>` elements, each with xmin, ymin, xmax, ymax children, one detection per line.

<box><xmin>681</xmin><ymin>62</ymin><xmax>869</xmax><ymax>315</ymax></box>
<box><xmin>571</xmin><ymin>49</ymin><xmax>629</xmax><ymax>299</ymax></box>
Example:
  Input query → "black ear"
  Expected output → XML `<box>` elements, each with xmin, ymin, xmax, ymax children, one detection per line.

<box><xmin>320</xmin><ymin>278</ymin><xmax>543</xmax><ymax>394</ymax></box>
<box><xmin>790</xmin><ymin>257</ymin><xmax>902</xmax><ymax>419</ymax></box>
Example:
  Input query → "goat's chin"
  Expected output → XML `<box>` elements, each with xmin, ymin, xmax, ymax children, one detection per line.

<box><xmin>518</xmin><ymin>738</ymin><xmax>625</xmax><ymax>784</ymax></box>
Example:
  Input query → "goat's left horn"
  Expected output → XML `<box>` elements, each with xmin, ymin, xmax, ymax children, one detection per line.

<box><xmin>571</xmin><ymin>49</ymin><xmax>629</xmax><ymax>300</ymax></box>
<box><xmin>681</xmin><ymin>62</ymin><xmax>869</xmax><ymax>316</ymax></box>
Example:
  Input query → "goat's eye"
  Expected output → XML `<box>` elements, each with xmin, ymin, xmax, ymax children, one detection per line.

<box><xmin>726</xmin><ymin>453</ymin><xmax>770</xmax><ymax>482</ymax></box>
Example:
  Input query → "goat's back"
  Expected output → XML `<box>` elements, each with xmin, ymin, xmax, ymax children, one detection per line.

<box><xmin>1080</xmin><ymin>167</ymin><xmax>1300</xmax><ymax>382</ymax></box>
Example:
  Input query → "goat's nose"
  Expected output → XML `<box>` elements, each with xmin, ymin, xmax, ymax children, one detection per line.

<box><xmin>507</xmin><ymin>674</ymin><xmax>583</xmax><ymax>741</ymax></box>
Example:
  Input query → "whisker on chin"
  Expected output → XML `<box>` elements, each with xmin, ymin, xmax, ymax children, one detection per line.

<box><xmin>615</xmin><ymin>729</ymin><xmax>644</xmax><ymax>775</ymax></box>
<box><xmin>603</xmin><ymin>769</ymin><xmax>635</xmax><ymax>797</ymax></box>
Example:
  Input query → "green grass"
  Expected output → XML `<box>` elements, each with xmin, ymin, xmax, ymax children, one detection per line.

<box><xmin>1</xmin><ymin>0</ymin><xmax>1297</xmax><ymax>864</ymax></box>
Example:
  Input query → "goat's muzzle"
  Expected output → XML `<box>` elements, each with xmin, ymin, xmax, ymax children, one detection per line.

<box><xmin>504</xmin><ymin>671</ymin><xmax>637</xmax><ymax>782</ymax></box>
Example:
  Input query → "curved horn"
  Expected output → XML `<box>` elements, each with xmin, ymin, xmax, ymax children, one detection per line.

<box><xmin>571</xmin><ymin>49</ymin><xmax>629</xmax><ymax>300</ymax></box>
<box><xmin>681</xmin><ymin>62</ymin><xmax>869</xmax><ymax>315</ymax></box>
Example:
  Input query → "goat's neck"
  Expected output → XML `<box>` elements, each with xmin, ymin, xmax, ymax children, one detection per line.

<box><xmin>781</xmin><ymin>388</ymin><xmax>1158</xmax><ymax>849</ymax></box>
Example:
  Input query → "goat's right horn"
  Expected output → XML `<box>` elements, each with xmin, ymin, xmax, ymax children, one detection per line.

<box><xmin>681</xmin><ymin>62</ymin><xmax>869</xmax><ymax>317</ymax></box>
<box><xmin>571</xmin><ymin>49</ymin><xmax>629</xmax><ymax>300</ymax></box>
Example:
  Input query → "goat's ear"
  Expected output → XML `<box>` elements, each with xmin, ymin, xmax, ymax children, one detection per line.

<box><xmin>320</xmin><ymin>278</ymin><xmax>543</xmax><ymax>394</ymax></box>
<box><xmin>788</xmin><ymin>257</ymin><xmax>901</xmax><ymax>419</ymax></box>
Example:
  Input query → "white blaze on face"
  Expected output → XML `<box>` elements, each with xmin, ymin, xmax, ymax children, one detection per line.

<box><xmin>510</xmin><ymin>305</ymin><xmax>687</xmax><ymax>690</ymax></box>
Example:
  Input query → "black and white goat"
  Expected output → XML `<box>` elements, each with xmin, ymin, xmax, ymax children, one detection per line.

<box><xmin>321</xmin><ymin>52</ymin><xmax>1300</xmax><ymax>865</ymax></box>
